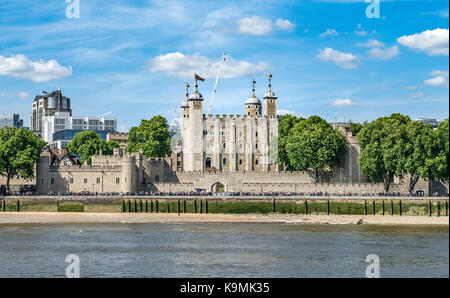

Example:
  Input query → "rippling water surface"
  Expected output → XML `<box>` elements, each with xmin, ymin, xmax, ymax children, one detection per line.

<box><xmin>0</xmin><ymin>223</ymin><xmax>448</xmax><ymax>277</ymax></box>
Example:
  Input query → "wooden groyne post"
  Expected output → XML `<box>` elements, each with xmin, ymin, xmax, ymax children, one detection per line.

<box><xmin>437</xmin><ymin>201</ymin><xmax>441</xmax><ymax>217</ymax></box>
<box><xmin>399</xmin><ymin>200</ymin><xmax>402</xmax><ymax>216</ymax></box>
<box><xmin>273</xmin><ymin>198</ymin><xmax>276</xmax><ymax>213</ymax></box>
<box><xmin>364</xmin><ymin>200</ymin><xmax>367</xmax><ymax>215</ymax></box>
<box><xmin>17</xmin><ymin>200</ymin><xmax>20</xmax><ymax>212</ymax></box>
<box><xmin>156</xmin><ymin>200</ymin><xmax>159</xmax><ymax>213</ymax></box>
<box><xmin>327</xmin><ymin>199</ymin><xmax>330</xmax><ymax>215</ymax></box>
<box><xmin>200</xmin><ymin>200</ymin><xmax>203</xmax><ymax>214</ymax></box>
<box><xmin>304</xmin><ymin>199</ymin><xmax>308</xmax><ymax>215</ymax></box>
<box><xmin>145</xmin><ymin>200</ymin><xmax>148</xmax><ymax>213</ymax></box>
<box><xmin>194</xmin><ymin>200</ymin><xmax>197</xmax><ymax>214</ymax></box>
<box><xmin>177</xmin><ymin>200</ymin><xmax>180</xmax><ymax>214</ymax></box>
<box><xmin>390</xmin><ymin>200</ymin><xmax>394</xmax><ymax>216</ymax></box>
<box><xmin>382</xmin><ymin>200</ymin><xmax>385</xmax><ymax>216</ymax></box>
<box><xmin>205</xmin><ymin>200</ymin><xmax>208</xmax><ymax>214</ymax></box>
<box><xmin>183</xmin><ymin>199</ymin><xmax>187</xmax><ymax>213</ymax></box>
<box><xmin>429</xmin><ymin>200</ymin><xmax>432</xmax><ymax>217</ymax></box>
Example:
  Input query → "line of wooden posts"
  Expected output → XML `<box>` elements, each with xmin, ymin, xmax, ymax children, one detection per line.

<box><xmin>119</xmin><ymin>198</ymin><xmax>450</xmax><ymax>217</ymax></box>
<box><xmin>0</xmin><ymin>198</ymin><xmax>449</xmax><ymax>216</ymax></box>
<box><xmin>121</xmin><ymin>199</ymin><xmax>210</xmax><ymax>214</ymax></box>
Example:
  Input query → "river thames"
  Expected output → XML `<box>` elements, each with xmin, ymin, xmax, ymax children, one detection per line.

<box><xmin>0</xmin><ymin>223</ymin><xmax>448</xmax><ymax>278</ymax></box>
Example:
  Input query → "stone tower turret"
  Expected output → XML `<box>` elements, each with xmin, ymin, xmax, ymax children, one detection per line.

<box><xmin>186</xmin><ymin>77</ymin><xmax>204</xmax><ymax>171</ymax></box>
<box><xmin>263</xmin><ymin>73</ymin><xmax>277</xmax><ymax>118</ymax></box>
<box><xmin>244</xmin><ymin>79</ymin><xmax>262</xmax><ymax>117</ymax></box>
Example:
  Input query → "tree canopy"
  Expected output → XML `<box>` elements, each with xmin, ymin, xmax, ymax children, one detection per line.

<box><xmin>67</xmin><ymin>131</ymin><xmax>119</xmax><ymax>165</ymax></box>
<box><xmin>357</xmin><ymin>113</ymin><xmax>411</xmax><ymax>192</ymax></box>
<box><xmin>126</xmin><ymin>115</ymin><xmax>171</xmax><ymax>157</ymax></box>
<box><xmin>276</xmin><ymin>114</ymin><xmax>304</xmax><ymax>170</ymax></box>
<box><xmin>0</xmin><ymin>127</ymin><xmax>46</xmax><ymax>191</ymax></box>
<box><xmin>285</xmin><ymin>116</ymin><xmax>347</xmax><ymax>182</ymax></box>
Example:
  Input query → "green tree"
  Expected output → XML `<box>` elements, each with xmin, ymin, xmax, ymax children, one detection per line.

<box><xmin>67</xmin><ymin>131</ymin><xmax>118</xmax><ymax>165</ymax></box>
<box><xmin>357</xmin><ymin>113</ymin><xmax>411</xmax><ymax>192</ymax></box>
<box><xmin>276</xmin><ymin>114</ymin><xmax>303</xmax><ymax>170</ymax></box>
<box><xmin>0</xmin><ymin>127</ymin><xmax>46</xmax><ymax>192</ymax></box>
<box><xmin>349</xmin><ymin>121</ymin><xmax>365</xmax><ymax>136</ymax></box>
<box><xmin>286</xmin><ymin>116</ymin><xmax>347</xmax><ymax>182</ymax></box>
<box><xmin>435</xmin><ymin>118</ymin><xmax>449</xmax><ymax>182</ymax></box>
<box><xmin>126</xmin><ymin>115</ymin><xmax>171</xmax><ymax>157</ymax></box>
<box><xmin>404</xmin><ymin>121</ymin><xmax>440</xmax><ymax>193</ymax></box>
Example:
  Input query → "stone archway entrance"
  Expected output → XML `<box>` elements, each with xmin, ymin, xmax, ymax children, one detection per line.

<box><xmin>211</xmin><ymin>182</ymin><xmax>225</xmax><ymax>193</ymax></box>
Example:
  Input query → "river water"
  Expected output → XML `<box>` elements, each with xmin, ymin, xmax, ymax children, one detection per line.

<box><xmin>0</xmin><ymin>223</ymin><xmax>448</xmax><ymax>278</ymax></box>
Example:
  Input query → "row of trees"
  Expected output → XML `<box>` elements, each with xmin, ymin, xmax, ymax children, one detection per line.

<box><xmin>277</xmin><ymin>113</ymin><xmax>449</xmax><ymax>193</ymax></box>
<box><xmin>357</xmin><ymin>114</ymin><xmax>448</xmax><ymax>192</ymax></box>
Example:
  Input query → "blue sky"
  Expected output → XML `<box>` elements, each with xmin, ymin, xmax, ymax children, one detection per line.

<box><xmin>0</xmin><ymin>0</ymin><xmax>448</xmax><ymax>131</ymax></box>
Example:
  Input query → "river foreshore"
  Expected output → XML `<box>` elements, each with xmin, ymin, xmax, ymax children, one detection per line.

<box><xmin>0</xmin><ymin>212</ymin><xmax>448</xmax><ymax>225</ymax></box>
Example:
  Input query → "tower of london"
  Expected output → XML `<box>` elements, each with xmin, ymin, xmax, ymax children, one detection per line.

<box><xmin>178</xmin><ymin>75</ymin><xmax>279</xmax><ymax>173</ymax></box>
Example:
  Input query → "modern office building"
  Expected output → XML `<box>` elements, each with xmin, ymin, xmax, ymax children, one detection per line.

<box><xmin>30</xmin><ymin>89</ymin><xmax>72</xmax><ymax>137</ymax></box>
<box><xmin>415</xmin><ymin>117</ymin><xmax>440</xmax><ymax>128</ymax></box>
<box><xmin>0</xmin><ymin>113</ymin><xmax>23</xmax><ymax>129</ymax></box>
<box><xmin>42</xmin><ymin>115</ymin><xmax>117</xmax><ymax>149</ymax></box>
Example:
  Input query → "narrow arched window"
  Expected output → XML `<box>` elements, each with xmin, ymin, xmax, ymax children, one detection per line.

<box><xmin>223</xmin><ymin>158</ymin><xmax>227</xmax><ymax>165</ymax></box>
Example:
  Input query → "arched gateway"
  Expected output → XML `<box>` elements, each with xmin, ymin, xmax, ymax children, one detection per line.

<box><xmin>211</xmin><ymin>182</ymin><xmax>225</xmax><ymax>193</ymax></box>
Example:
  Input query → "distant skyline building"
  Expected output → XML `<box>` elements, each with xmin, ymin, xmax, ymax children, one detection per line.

<box><xmin>43</xmin><ymin>115</ymin><xmax>117</xmax><ymax>149</ymax></box>
<box><xmin>414</xmin><ymin>117</ymin><xmax>440</xmax><ymax>128</ymax></box>
<box><xmin>0</xmin><ymin>113</ymin><xmax>23</xmax><ymax>129</ymax></box>
<box><xmin>29</xmin><ymin>89</ymin><xmax>117</xmax><ymax>149</ymax></box>
<box><xmin>30</xmin><ymin>89</ymin><xmax>72</xmax><ymax>137</ymax></box>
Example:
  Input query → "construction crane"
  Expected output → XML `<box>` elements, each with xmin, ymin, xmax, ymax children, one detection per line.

<box><xmin>98</xmin><ymin>111</ymin><xmax>112</xmax><ymax>118</ymax></box>
<box><xmin>207</xmin><ymin>53</ymin><xmax>227</xmax><ymax>114</ymax></box>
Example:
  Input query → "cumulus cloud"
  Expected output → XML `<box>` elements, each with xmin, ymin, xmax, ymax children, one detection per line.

<box><xmin>236</xmin><ymin>16</ymin><xmax>273</xmax><ymax>35</ymax></box>
<box><xmin>330</xmin><ymin>99</ymin><xmax>360</xmax><ymax>107</ymax></box>
<box><xmin>0</xmin><ymin>54</ymin><xmax>72</xmax><ymax>82</ymax></box>
<box><xmin>317</xmin><ymin>48</ymin><xmax>359</xmax><ymax>69</ymax></box>
<box><xmin>0</xmin><ymin>91</ymin><xmax>29</xmax><ymax>100</ymax></box>
<box><xmin>149</xmin><ymin>52</ymin><xmax>270</xmax><ymax>79</ymax></box>
<box><xmin>424</xmin><ymin>70</ymin><xmax>449</xmax><ymax>88</ymax></box>
<box><xmin>367</xmin><ymin>45</ymin><xmax>399</xmax><ymax>60</ymax></box>
<box><xmin>356</xmin><ymin>39</ymin><xmax>384</xmax><ymax>48</ymax></box>
<box><xmin>397</xmin><ymin>28</ymin><xmax>449</xmax><ymax>56</ymax></box>
<box><xmin>354</xmin><ymin>24</ymin><xmax>368</xmax><ymax>36</ymax></box>
<box><xmin>277</xmin><ymin>109</ymin><xmax>303</xmax><ymax>117</ymax></box>
<box><xmin>409</xmin><ymin>91</ymin><xmax>424</xmax><ymax>99</ymax></box>
<box><xmin>320</xmin><ymin>29</ymin><xmax>338</xmax><ymax>38</ymax></box>
<box><xmin>275</xmin><ymin>19</ymin><xmax>295</xmax><ymax>31</ymax></box>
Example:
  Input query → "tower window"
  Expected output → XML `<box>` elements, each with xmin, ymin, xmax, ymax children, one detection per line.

<box><xmin>116</xmin><ymin>178</ymin><xmax>120</xmax><ymax>184</ymax></box>
<box><xmin>84</xmin><ymin>178</ymin><xmax>87</xmax><ymax>184</ymax></box>
<box><xmin>97</xmin><ymin>177</ymin><xmax>100</xmax><ymax>184</ymax></box>
<box><xmin>255</xmin><ymin>160</ymin><xmax>259</xmax><ymax>165</ymax></box>
<box><xmin>223</xmin><ymin>158</ymin><xmax>227</xmax><ymax>165</ymax></box>
<box><xmin>255</xmin><ymin>143</ymin><xmax>258</xmax><ymax>149</ymax></box>
<box><xmin>239</xmin><ymin>159</ymin><xmax>243</xmax><ymax>165</ymax></box>
<box><xmin>223</xmin><ymin>143</ymin><xmax>226</xmax><ymax>149</ymax></box>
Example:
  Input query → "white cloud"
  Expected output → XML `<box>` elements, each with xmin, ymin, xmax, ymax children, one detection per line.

<box><xmin>354</xmin><ymin>24</ymin><xmax>368</xmax><ymax>36</ymax></box>
<box><xmin>409</xmin><ymin>91</ymin><xmax>424</xmax><ymax>99</ymax></box>
<box><xmin>356</xmin><ymin>39</ymin><xmax>384</xmax><ymax>48</ymax></box>
<box><xmin>424</xmin><ymin>70</ymin><xmax>449</xmax><ymax>88</ymax></box>
<box><xmin>320</xmin><ymin>29</ymin><xmax>339</xmax><ymax>38</ymax></box>
<box><xmin>367</xmin><ymin>45</ymin><xmax>399</xmax><ymax>60</ymax></box>
<box><xmin>236</xmin><ymin>16</ymin><xmax>273</xmax><ymax>35</ymax></box>
<box><xmin>397</xmin><ymin>28</ymin><xmax>449</xmax><ymax>56</ymax></box>
<box><xmin>149</xmin><ymin>52</ymin><xmax>270</xmax><ymax>79</ymax></box>
<box><xmin>0</xmin><ymin>91</ymin><xmax>29</xmax><ymax>100</ymax></box>
<box><xmin>275</xmin><ymin>19</ymin><xmax>295</xmax><ymax>31</ymax></box>
<box><xmin>0</xmin><ymin>54</ymin><xmax>72</xmax><ymax>82</ymax></box>
<box><xmin>277</xmin><ymin>109</ymin><xmax>303</xmax><ymax>117</ymax></box>
<box><xmin>317</xmin><ymin>48</ymin><xmax>359</xmax><ymax>69</ymax></box>
<box><xmin>331</xmin><ymin>98</ymin><xmax>360</xmax><ymax>107</ymax></box>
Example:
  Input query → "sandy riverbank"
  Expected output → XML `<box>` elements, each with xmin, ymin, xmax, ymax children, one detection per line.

<box><xmin>0</xmin><ymin>212</ymin><xmax>448</xmax><ymax>225</ymax></box>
